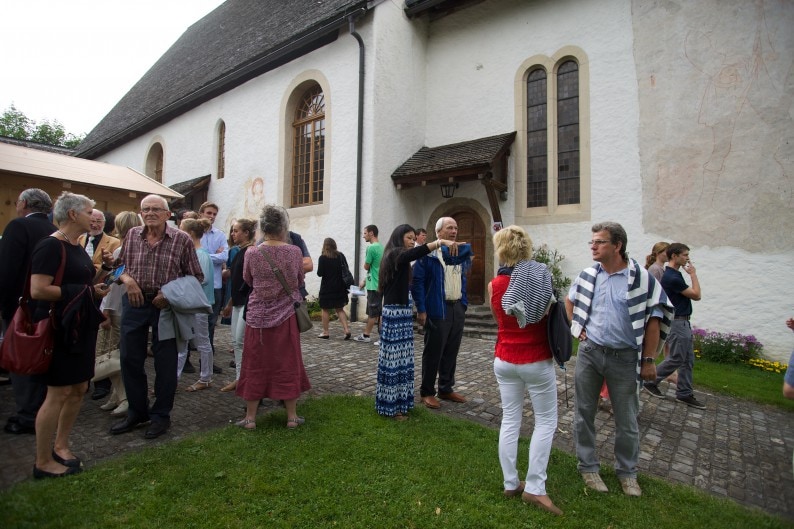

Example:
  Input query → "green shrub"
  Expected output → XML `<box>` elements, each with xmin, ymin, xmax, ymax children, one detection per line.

<box><xmin>692</xmin><ymin>327</ymin><xmax>763</xmax><ymax>364</ymax></box>
<box><xmin>532</xmin><ymin>243</ymin><xmax>572</xmax><ymax>295</ymax></box>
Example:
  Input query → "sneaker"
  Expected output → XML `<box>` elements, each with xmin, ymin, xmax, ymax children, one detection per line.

<box><xmin>353</xmin><ymin>334</ymin><xmax>371</xmax><ymax>343</ymax></box>
<box><xmin>643</xmin><ymin>383</ymin><xmax>663</xmax><ymax>398</ymax></box>
<box><xmin>373</xmin><ymin>341</ymin><xmax>380</xmax><ymax>346</ymax></box>
<box><xmin>581</xmin><ymin>472</ymin><xmax>608</xmax><ymax>493</ymax></box>
<box><xmin>619</xmin><ymin>476</ymin><xmax>642</xmax><ymax>497</ymax></box>
<box><xmin>676</xmin><ymin>395</ymin><xmax>706</xmax><ymax>409</ymax></box>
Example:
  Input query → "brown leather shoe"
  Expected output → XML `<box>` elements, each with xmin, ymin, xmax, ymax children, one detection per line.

<box><xmin>421</xmin><ymin>395</ymin><xmax>441</xmax><ymax>409</ymax></box>
<box><xmin>438</xmin><ymin>391</ymin><xmax>466</xmax><ymax>403</ymax></box>
<box><xmin>522</xmin><ymin>492</ymin><xmax>563</xmax><ymax>516</ymax></box>
<box><xmin>504</xmin><ymin>480</ymin><xmax>525</xmax><ymax>498</ymax></box>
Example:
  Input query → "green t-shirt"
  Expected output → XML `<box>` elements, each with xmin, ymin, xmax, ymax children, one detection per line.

<box><xmin>364</xmin><ymin>242</ymin><xmax>384</xmax><ymax>291</ymax></box>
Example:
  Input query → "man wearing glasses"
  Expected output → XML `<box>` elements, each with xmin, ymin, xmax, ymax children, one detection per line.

<box><xmin>110</xmin><ymin>195</ymin><xmax>203</xmax><ymax>439</ymax></box>
<box><xmin>565</xmin><ymin>222</ymin><xmax>672</xmax><ymax>497</ymax></box>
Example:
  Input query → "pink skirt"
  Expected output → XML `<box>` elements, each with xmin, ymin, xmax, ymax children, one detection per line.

<box><xmin>236</xmin><ymin>315</ymin><xmax>311</xmax><ymax>401</ymax></box>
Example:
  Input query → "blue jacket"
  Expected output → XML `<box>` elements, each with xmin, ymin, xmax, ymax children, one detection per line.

<box><xmin>411</xmin><ymin>245</ymin><xmax>473</xmax><ymax>320</ymax></box>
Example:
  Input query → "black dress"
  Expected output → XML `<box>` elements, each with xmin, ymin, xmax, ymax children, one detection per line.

<box><xmin>31</xmin><ymin>237</ymin><xmax>98</xmax><ymax>386</ymax></box>
<box><xmin>317</xmin><ymin>254</ymin><xmax>349</xmax><ymax>310</ymax></box>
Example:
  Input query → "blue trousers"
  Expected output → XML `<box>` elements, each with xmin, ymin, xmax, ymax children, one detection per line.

<box><xmin>120</xmin><ymin>295</ymin><xmax>177</xmax><ymax>422</ymax></box>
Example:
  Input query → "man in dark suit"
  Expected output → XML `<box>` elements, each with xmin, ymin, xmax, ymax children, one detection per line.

<box><xmin>0</xmin><ymin>188</ymin><xmax>55</xmax><ymax>435</ymax></box>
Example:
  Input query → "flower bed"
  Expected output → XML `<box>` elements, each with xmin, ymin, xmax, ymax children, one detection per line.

<box><xmin>692</xmin><ymin>327</ymin><xmax>787</xmax><ymax>372</ymax></box>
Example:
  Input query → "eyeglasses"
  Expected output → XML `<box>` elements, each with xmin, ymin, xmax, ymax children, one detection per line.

<box><xmin>588</xmin><ymin>239</ymin><xmax>611</xmax><ymax>246</ymax></box>
<box><xmin>141</xmin><ymin>207</ymin><xmax>167</xmax><ymax>214</ymax></box>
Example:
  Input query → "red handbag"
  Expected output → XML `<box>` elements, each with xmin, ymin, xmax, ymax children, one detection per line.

<box><xmin>0</xmin><ymin>243</ymin><xmax>66</xmax><ymax>375</ymax></box>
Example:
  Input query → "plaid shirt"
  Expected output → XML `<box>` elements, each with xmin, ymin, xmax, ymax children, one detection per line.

<box><xmin>120</xmin><ymin>224</ymin><xmax>203</xmax><ymax>294</ymax></box>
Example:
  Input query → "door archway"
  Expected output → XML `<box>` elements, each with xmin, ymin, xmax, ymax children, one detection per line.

<box><xmin>451</xmin><ymin>210</ymin><xmax>486</xmax><ymax>305</ymax></box>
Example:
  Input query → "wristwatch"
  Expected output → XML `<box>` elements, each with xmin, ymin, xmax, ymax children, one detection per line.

<box><xmin>641</xmin><ymin>357</ymin><xmax>655</xmax><ymax>364</ymax></box>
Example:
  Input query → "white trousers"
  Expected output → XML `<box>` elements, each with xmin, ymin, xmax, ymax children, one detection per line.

<box><xmin>231</xmin><ymin>305</ymin><xmax>246</xmax><ymax>381</ymax></box>
<box><xmin>177</xmin><ymin>313</ymin><xmax>213</xmax><ymax>382</ymax></box>
<box><xmin>493</xmin><ymin>357</ymin><xmax>558</xmax><ymax>495</ymax></box>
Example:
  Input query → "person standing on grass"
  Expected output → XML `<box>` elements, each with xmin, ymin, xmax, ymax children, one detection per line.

<box><xmin>354</xmin><ymin>225</ymin><xmax>383</xmax><ymax>344</ymax></box>
<box><xmin>489</xmin><ymin>225</ymin><xmax>561</xmax><ymax>516</ymax></box>
<box><xmin>566</xmin><ymin>221</ymin><xmax>672</xmax><ymax>497</ymax></box>
<box><xmin>643</xmin><ymin>243</ymin><xmax>706</xmax><ymax>410</ymax></box>
<box><xmin>374</xmin><ymin>225</ymin><xmax>459</xmax><ymax>420</ymax></box>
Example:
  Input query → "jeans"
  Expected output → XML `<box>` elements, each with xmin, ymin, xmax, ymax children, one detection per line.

<box><xmin>177</xmin><ymin>313</ymin><xmax>213</xmax><ymax>382</ymax></box>
<box><xmin>230</xmin><ymin>305</ymin><xmax>245</xmax><ymax>380</ymax></box>
<box><xmin>574</xmin><ymin>339</ymin><xmax>640</xmax><ymax>479</ymax></box>
<box><xmin>207</xmin><ymin>288</ymin><xmax>223</xmax><ymax>351</ymax></box>
<box><xmin>420</xmin><ymin>301</ymin><xmax>465</xmax><ymax>396</ymax></box>
<box><xmin>494</xmin><ymin>357</ymin><xmax>558</xmax><ymax>495</ymax></box>
<box><xmin>654</xmin><ymin>320</ymin><xmax>694</xmax><ymax>398</ymax></box>
<box><xmin>120</xmin><ymin>295</ymin><xmax>178</xmax><ymax>422</ymax></box>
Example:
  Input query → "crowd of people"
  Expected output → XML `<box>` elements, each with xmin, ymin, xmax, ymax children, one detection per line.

<box><xmin>2</xmin><ymin>188</ymin><xmax>792</xmax><ymax>515</ymax></box>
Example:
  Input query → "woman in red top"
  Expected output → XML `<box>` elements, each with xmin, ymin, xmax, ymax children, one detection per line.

<box><xmin>489</xmin><ymin>225</ymin><xmax>561</xmax><ymax>516</ymax></box>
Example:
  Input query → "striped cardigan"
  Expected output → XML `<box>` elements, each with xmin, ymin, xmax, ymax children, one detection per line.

<box><xmin>569</xmin><ymin>258</ymin><xmax>673</xmax><ymax>356</ymax></box>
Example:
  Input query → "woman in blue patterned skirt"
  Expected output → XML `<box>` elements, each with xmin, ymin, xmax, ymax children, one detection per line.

<box><xmin>375</xmin><ymin>224</ymin><xmax>458</xmax><ymax>420</ymax></box>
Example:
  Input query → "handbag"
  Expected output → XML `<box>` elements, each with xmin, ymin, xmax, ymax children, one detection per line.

<box><xmin>0</xmin><ymin>243</ymin><xmax>66</xmax><ymax>375</ymax></box>
<box><xmin>258</xmin><ymin>246</ymin><xmax>313</xmax><ymax>333</ymax></box>
<box><xmin>339</xmin><ymin>252</ymin><xmax>355</xmax><ymax>288</ymax></box>
<box><xmin>546</xmin><ymin>296</ymin><xmax>572</xmax><ymax>368</ymax></box>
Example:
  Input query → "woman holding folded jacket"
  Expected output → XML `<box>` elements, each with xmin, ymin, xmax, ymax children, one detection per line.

<box><xmin>29</xmin><ymin>191</ymin><xmax>110</xmax><ymax>478</ymax></box>
<box><xmin>488</xmin><ymin>225</ymin><xmax>561</xmax><ymax>515</ymax></box>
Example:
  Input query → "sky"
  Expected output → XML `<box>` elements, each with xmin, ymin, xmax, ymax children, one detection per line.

<box><xmin>1</xmin><ymin>0</ymin><xmax>227</xmax><ymax>136</ymax></box>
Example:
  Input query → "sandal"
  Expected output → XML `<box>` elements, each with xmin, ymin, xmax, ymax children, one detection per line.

<box><xmin>233</xmin><ymin>418</ymin><xmax>256</xmax><ymax>430</ymax></box>
<box><xmin>286</xmin><ymin>416</ymin><xmax>305</xmax><ymax>429</ymax></box>
<box><xmin>220</xmin><ymin>380</ymin><xmax>237</xmax><ymax>392</ymax></box>
<box><xmin>185</xmin><ymin>380</ymin><xmax>211</xmax><ymax>392</ymax></box>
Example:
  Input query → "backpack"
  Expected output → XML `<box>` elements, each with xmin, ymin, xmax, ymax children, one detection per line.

<box><xmin>546</xmin><ymin>297</ymin><xmax>572</xmax><ymax>368</ymax></box>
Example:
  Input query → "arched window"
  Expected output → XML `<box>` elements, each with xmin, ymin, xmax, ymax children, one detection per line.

<box><xmin>146</xmin><ymin>142</ymin><xmax>164</xmax><ymax>183</ymax></box>
<box><xmin>217</xmin><ymin>121</ymin><xmax>226</xmax><ymax>180</ymax></box>
<box><xmin>556</xmin><ymin>60</ymin><xmax>579</xmax><ymax>205</ymax></box>
<box><xmin>291</xmin><ymin>85</ymin><xmax>325</xmax><ymax>207</ymax></box>
<box><xmin>526</xmin><ymin>68</ymin><xmax>547</xmax><ymax>208</ymax></box>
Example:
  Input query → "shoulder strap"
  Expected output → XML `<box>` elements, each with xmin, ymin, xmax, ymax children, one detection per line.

<box><xmin>258</xmin><ymin>245</ymin><xmax>295</xmax><ymax>299</ymax></box>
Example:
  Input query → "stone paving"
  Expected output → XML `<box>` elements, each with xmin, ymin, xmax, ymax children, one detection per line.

<box><xmin>1</xmin><ymin>323</ymin><xmax>792</xmax><ymax>520</ymax></box>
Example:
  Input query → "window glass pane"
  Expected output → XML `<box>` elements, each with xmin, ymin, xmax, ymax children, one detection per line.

<box><xmin>291</xmin><ymin>85</ymin><xmax>325</xmax><ymax>206</ymax></box>
<box><xmin>557</xmin><ymin>61</ymin><xmax>579</xmax><ymax>205</ymax></box>
<box><xmin>527</xmin><ymin>68</ymin><xmax>547</xmax><ymax>207</ymax></box>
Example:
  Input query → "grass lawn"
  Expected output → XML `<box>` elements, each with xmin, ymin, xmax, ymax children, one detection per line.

<box><xmin>693</xmin><ymin>358</ymin><xmax>794</xmax><ymax>412</ymax></box>
<box><xmin>1</xmin><ymin>395</ymin><xmax>789</xmax><ymax>529</ymax></box>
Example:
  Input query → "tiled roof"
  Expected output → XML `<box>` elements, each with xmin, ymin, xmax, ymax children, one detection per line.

<box><xmin>76</xmin><ymin>0</ymin><xmax>369</xmax><ymax>159</ymax></box>
<box><xmin>391</xmin><ymin>132</ymin><xmax>515</xmax><ymax>183</ymax></box>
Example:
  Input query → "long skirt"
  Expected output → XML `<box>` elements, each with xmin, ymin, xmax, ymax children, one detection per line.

<box><xmin>236</xmin><ymin>315</ymin><xmax>311</xmax><ymax>401</ymax></box>
<box><xmin>375</xmin><ymin>304</ymin><xmax>415</xmax><ymax>417</ymax></box>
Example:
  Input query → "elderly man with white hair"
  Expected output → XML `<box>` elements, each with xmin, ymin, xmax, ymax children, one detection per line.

<box><xmin>411</xmin><ymin>217</ymin><xmax>473</xmax><ymax>409</ymax></box>
<box><xmin>110</xmin><ymin>195</ymin><xmax>203</xmax><ymax>440</ymax></box>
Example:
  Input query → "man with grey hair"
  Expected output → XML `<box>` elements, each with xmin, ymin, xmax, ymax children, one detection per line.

<box><xmin>411</xmin><ymin>217</ymin><xmax>473</xmax><ymax>409</ymax></box>
<box><xmin>78</xmin><ymin>210</ymin><xmax>120</xmax><ymax>273</ymax></box>
<box><xmin>565</xmin><ymin>221</ymin><xmax>672</xmax><ymax>497</ymax></box>
<box><xmin>0</xmin><ymin>188</ymin><xmax>55</xmax><ymax>435</ymax></box>
<box><xmin>110</xmin><ymin>194</ymin><xmax>203</xmax><ymax>440</ymax></box>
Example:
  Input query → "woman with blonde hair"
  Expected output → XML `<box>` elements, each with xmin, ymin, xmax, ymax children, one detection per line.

<box><xmin>317</xmin><ymin>237</ymin><xmax>351</xmax><ymax>339</ymax></box>
<box><xmin>489</xmin><ymin>225</ymin><xmax>561</xmax><ymax>515</ymax></box>
<box><xmin>176</xmin><ymin>218</ymin><xmax>215</xmax><ymax>390</ymax></box>
<box><xmin>94</xmin><ymin>211</ymin><xmax>142</xmax><ymax>417</ymax></box>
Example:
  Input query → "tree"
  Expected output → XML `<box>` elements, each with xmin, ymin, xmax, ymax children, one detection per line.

<box><xmin>0</xmin><ymin>104</ymin><xmax>85</xmax><ymax>148</ymax></box>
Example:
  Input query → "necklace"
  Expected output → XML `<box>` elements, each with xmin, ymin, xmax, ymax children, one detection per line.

<box><xmin>56</xmin><ymin>229</ymin><xmax>73</xmax><ymax>244</ymax></box>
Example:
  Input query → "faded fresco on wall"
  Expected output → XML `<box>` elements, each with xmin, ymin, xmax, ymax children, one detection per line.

<box><xmin>633</xmin><ymin>0</ymin><xmax>793</xmax><ymax>251</ymax></box>
<box><xmin>224</xmin><ymin>176</ymin><xmax>265</xmax><ymax>233</ymax></box>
